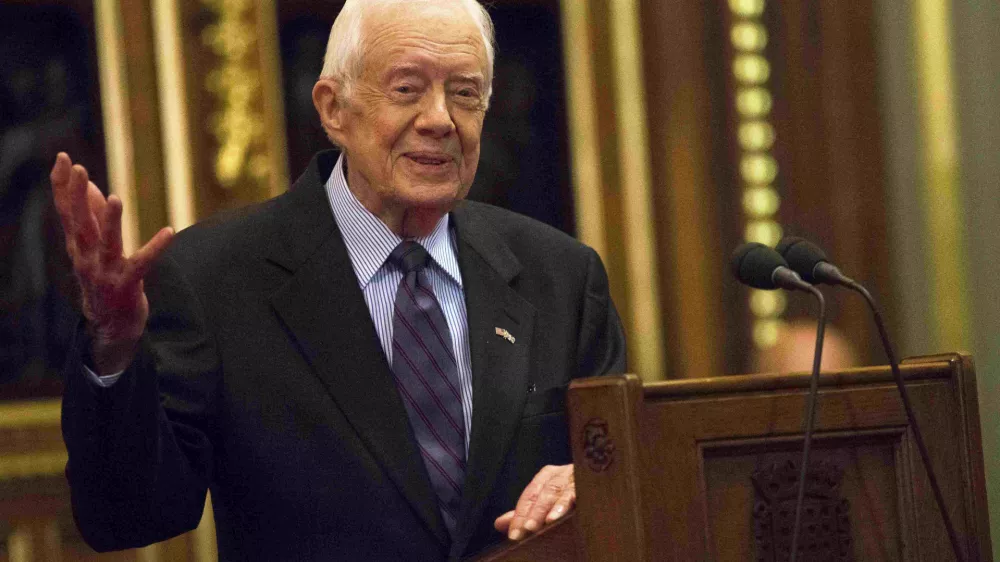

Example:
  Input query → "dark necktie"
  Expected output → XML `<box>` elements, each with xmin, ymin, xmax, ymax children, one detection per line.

<box><xmin>388</xmin><ymin>241</ymin><xmax>466</xmax><ymax>536</ymax></box>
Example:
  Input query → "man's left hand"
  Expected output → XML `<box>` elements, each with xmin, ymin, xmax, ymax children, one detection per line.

<box><xmin>493</xmin><ymin>464</ymin><xmax>575</xmax><ymax>541</ymax></box>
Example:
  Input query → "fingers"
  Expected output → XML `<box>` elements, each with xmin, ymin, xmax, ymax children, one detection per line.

<box><xmin>100</xmin><ymin>196</ymin><xmax>124</xmax><ymax>266</ymax></box>
<box><xmin>69</xmin><ymin>164</ymin><xmax>102</xmax><ymax>251</ymax></box>
<box><xmin>51</xmin><ymin>153</ymin><xmax>166</xmax><ymax>363</ymax></box>
<box><xmin>124</xmin><ymin>226</ymin><xmax>175</xmax><ymax>285</ymax></box>
<box><xmin>507</xmin><ymin>464</ymin><xmax>575</xmax><ymax>540</ymax></box>
<box><xmin>493</xmin><ymin>511</ymin><xmax>514</xmax><ymax>533</ymax></box>
<box><xmin>51</xmin><ymin>153</ymin><xmax>73</xmax><ymax>224</ymax></box>
<box><xmin>50</xmin><ymin>152</ymin><xmax>72</xmax><ymax>184</ymax></box>
<box><xmin>495</xmin><ymin>492</ymin><xmax>575</xmax><ymax>535</ymax></box>
<box><xmin>523</xmin><ymin>465</ymin><xmax>572</xmax><ymax>530</ymax></box>
<box><xmin>50</xmin><ymin>154</ymin><xmax>170</xmax><ymax>284</ymax></box>
<box><xmin>507</xmin><ymin>465</ymin><xmax>555</xmax><ymax>539</ymax></box>
<box><xmin>88</xmin><ymin>180</ymin><xmax>108</xmax><ymax>227</ymax></box>
<box><xmin>545</xmin><ymin>480</ymin><xmax>576</xmax><ymax>523</ymax></box>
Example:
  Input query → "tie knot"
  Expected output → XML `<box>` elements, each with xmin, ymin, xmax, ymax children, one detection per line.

<box><xmin>389</xmin><ymin>241</ymin><xmax>430</xmax><ymax>274</ymax></box>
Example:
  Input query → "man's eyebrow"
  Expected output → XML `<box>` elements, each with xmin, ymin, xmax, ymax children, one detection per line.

<box><xmin>449</xmin><ymin>72</ymin><xmax>485</xmax><ymax>85</ymax></box>
<box><xmin>385</xmin><ymin>64</ymin><xmax>423</xmax><ymax>78</ymax></box>
<box><xmin>383</xmin><ymin>65</ymin><xmax>484</xmax><ymax>85</ymax></box>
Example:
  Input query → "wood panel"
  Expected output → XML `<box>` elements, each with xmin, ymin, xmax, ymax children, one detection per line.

<box><xmin>703</xmin><ymin>431</ymin><xmax>909</xmax><ymax>560</ymax></box>
<box><xmin>558</xmin><ymin>354</ymin><xmax>988</xmax><ymax>561</ymax></box>
<box><xmin>637</xmin><ymin>366</ymin><xmax>983</xmax><ymax>559</ymax></box>
<box><xmin>639</xmin><ymin>0</ymin><xmax>894</xmax><ymax>376</ymax></box>
<box><xmin>480</xmin><ymin>355</ymin><xmax>991</xmax><ymax>561</ymax></box>
<box><xmin>640</xmin><ymin>0</ymin><xmax>730</xmax><ymax>379</ymax></box>
<box><xmin>473</xmin><ymin>514</ymin><xmax>581</xmax><ymax>562</ymax></box>
<box><xmin>763</xmin><ymin>0</ymin><xmax>891</xmax><ymax>362</ymax></box>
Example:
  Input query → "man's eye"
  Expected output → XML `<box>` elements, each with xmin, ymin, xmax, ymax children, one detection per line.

<box><xmin>456</xmin><ymin>89</ymin><xmax>478</xmax><ymax>98</ymax></box>
<box><xmin>395</xmin><ymin>86</ymin><xmax>414</xmax><ymax>94</ymax></box>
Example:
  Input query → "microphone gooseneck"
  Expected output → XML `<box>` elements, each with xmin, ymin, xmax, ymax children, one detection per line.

<box><xmin>787</xmin><ymin>285</ymin><xmax>825</xmax><ymax>562</ymax></box>
<box><xmin>730</xmin><ymin>242</ymin><xmax>827</xmax><ymax>562</ymax></box>
<box><xmin>776</xmin><ymin>237</ymin><xmax>966</xmax><ymax>562</ymax></box>
<box><xmin>843</xmin><ymin>279</ymin><xmax>965</xmax><ymax>562</ymax></box>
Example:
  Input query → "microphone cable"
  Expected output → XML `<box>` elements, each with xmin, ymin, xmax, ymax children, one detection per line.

<box><xmin>730</xmin><ymin>243</ymin><xmax>828</xmax><ymax>562</ymax></box>
<box><xmin>787</xmin><ymin>285</ymin><xmax>826</xmax><ymax>562</ymax></box>
<box><xmin>777</xmin><ymin>236</ymin><xmax>965</xmax><ymax>562</ymax></box>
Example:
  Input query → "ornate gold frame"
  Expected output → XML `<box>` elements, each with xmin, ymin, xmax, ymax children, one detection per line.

<box><xmin>560</xmin><ymin>0</ymin><xmax>666</xmax><ymax>380</ymax></box>
<box><xmin>95</xmin><ymin>0</ymin><xmax>141</xmax><ymax>254</ymax></box>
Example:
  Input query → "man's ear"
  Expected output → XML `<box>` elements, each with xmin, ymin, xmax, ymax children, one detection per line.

<box><xmin>313</xmin><ymin>79</ymin><xmax>348</xmax><ymax>145</ymax></box>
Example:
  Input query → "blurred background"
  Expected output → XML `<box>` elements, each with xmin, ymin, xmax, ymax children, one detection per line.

<box><xmin>0</xmin><ymin>0</ymin><xmax>997</xmax><ymax>559</ymax></box>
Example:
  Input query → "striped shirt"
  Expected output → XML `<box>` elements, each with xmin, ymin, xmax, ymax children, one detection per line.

<box><xmin>326</xmin><ymin>155</ymin><xmax>474</xmax><ymax>452</ymax></box>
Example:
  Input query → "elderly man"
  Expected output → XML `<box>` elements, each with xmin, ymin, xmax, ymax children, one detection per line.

<box><xmin>54</xmin><ymin>0</ymin><xmax>625</xmax><ymax>560</ymax></box>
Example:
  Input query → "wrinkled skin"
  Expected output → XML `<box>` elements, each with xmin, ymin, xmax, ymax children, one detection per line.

<box><xmin>312</xmin><ymin>1</ymin><xmax>487</xmax><ymax>237</ymax></box>
<box><xmin>49</xmin><ymin>152</ymin><xmax>174</xmax><ymax>374</ymax></box>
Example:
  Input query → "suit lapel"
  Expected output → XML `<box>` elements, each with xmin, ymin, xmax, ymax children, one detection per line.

<box><xmin>449</xmin><ymin>203</ymin><xmax>536</xmax><ymax>557</ymax></box>
<box><xmin>266</xmin><ymin>153</ymin><xmax>450</xmax><ymax>548</ymax></box>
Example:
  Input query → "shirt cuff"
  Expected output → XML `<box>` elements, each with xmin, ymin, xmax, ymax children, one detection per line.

<box><xmin>83</xmin><ymin>364</ymin><xmax>125</xmax><ymax>387</ymax></box>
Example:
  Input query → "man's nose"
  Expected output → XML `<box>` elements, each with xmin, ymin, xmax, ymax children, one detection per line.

<box><xmin>415</xmin><ymin>88</ymin><xmax>456</xmax><ymax>138</ymax></box>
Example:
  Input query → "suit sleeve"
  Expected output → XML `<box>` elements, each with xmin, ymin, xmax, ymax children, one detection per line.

<box><xmin>61</xmin><ymin>253</ymin><xmax>220</xmax><ymax>552</ymax></box>
<box><xmin>574</xmin><ymin>248</ymin><xmax>627</xmax><ymax>378</ymax></box>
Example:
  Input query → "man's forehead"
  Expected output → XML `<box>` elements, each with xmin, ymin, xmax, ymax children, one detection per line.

<box><xmin>364</xmin><ymin>1</ymin><xmax>476</xmax><ymax>29</ymax></box>
<box><xmin>362</xmin><ymin>1</ymin><xmax>482</xmax><ymax>49</ymax></box>
<box><xmin>370</xmin><ymin>0</ymin><xmax>471</xmax><ymax>20</ymax></box>
<box><xmin>362</xmin><ymin>10</ymin><xmax>487</xmax><ymax>73</ymax></box>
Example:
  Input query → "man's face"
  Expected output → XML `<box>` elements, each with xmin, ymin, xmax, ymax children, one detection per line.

<box><xmin>332</xmin><ymin>4</ymin><xmax>488</xmax><ymax>227</ymax></box>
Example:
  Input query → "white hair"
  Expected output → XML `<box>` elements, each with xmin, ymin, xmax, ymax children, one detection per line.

<box><xmin>319</xmin><ymin>0</ymin><xmax>495</xmax><ymax>101</ymax></box>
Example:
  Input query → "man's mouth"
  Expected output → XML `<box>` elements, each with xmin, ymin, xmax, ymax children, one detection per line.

<box><xmin>405</xmin><ymin>153</ymin><xmax>452</xmax><ymax>166</ymax></box>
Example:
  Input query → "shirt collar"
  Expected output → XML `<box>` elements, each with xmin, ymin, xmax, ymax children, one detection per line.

<box><xmin>325</xmin><ymin>154</ymin><xmax>463</xmax><ymax>290</ymax></box>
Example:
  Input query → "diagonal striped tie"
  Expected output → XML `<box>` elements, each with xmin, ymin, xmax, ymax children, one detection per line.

<box><xmin>388</xmin><ymin>241</ymin><xmax>466</xmax><ymax>537</ymax></box>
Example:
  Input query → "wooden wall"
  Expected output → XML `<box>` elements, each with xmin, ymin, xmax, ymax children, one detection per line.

<box><xmin>575</xmin><ymin>0</ymin><xmax>893</xmax><ymax>378</ymax></box>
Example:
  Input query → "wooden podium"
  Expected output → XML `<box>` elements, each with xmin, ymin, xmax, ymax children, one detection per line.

<box><xmin>475</xmin><ymin>353</ymin><xmax>992</xmax><ymax>561</ymax></box>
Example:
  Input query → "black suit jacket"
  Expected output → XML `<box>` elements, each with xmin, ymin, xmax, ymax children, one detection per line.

<box><xmin>62</xmin><ymin>151</ymin><xmax>626</xmax><ymax>561</ymax></box>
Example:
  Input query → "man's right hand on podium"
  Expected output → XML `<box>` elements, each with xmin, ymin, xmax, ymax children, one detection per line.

<box><xmin>51</xmin><ymin>152</ymin><xmax>175</xmax><ymax>375</ymax></box>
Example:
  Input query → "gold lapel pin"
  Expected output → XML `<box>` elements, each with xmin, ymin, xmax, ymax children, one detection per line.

<box><xmin>494</xmin><ymin>327</ymin><xmax>516</xmax><ymax>344</ymax></box>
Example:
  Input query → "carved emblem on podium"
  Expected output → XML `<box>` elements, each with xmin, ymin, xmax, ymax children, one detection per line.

<box><xmin>582</xmin><ymin>418</ymin><xmax>615</xmax><ymax>472</ymax></box>
<box><xmin>751</xmin><ymin>460</ymin><xmax>852</xmax><ymax>561</ymax></box>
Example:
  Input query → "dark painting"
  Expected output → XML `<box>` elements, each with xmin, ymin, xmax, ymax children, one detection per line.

<box><xmin>0</xmin><ymin>3</ymin><xmax>105</xmax><ymax>396</ymax></box>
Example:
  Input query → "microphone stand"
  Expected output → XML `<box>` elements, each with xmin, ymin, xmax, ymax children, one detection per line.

<box><xmin>844</xmin><ymin>280</ymin><xmax>965</xmax><ymax>562</ymax></box>
<box><xmin>788</xmin><ymin>286</ymin><xmax>826</xmax><ymax>562</ymax></box>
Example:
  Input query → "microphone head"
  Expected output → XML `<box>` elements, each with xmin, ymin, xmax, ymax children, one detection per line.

<box><xmin>730</xmin><ymin>242</ymin><xmax>791</xmax><ymax>290</ymax></box>
<box><xmin>776</xmin><ymin>236</ymin><xmax>828</xmax><ymax>283</ymax></box>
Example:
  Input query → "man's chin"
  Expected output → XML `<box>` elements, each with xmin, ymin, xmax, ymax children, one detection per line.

<box><xmin>402</xmin><ymin>197</ymin><xmax>461</xmax><ymax>216</ymax></box>
<box><xmin>397</xmin><ymin>180</ymin><xmax>468</xmax><ymax>205</ymax></box>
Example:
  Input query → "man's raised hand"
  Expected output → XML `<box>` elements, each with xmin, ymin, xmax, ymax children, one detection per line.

<box><xmin>51</xmin><ymin>152</ymin><xmax>175</xmax><ymax>375</ymax></box>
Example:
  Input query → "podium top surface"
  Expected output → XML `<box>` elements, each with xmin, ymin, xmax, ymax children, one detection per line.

<box><xmin>573</xmin><ymin>352</ymin><xmax>973</xmax><ymax>399</ymax></box>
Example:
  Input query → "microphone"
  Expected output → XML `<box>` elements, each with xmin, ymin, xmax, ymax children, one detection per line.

<box><xmin>776</xmin><ymin>237</ymin><xmax>965</xmax><ymax>562</ymax></box>
<box><xmin>731</xmin><ymin>242</ymin><xmax>827</xmax><ymax>562</ymax></box>
<box><xmin>729</xmin><ymin>242</ymin><xmax>813</xmax><ymax>292</ymax></box>
<box><xmin>775</xmin><ymin>236</ymin><xmax>854</xmax><ymax>285</ymax></box>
